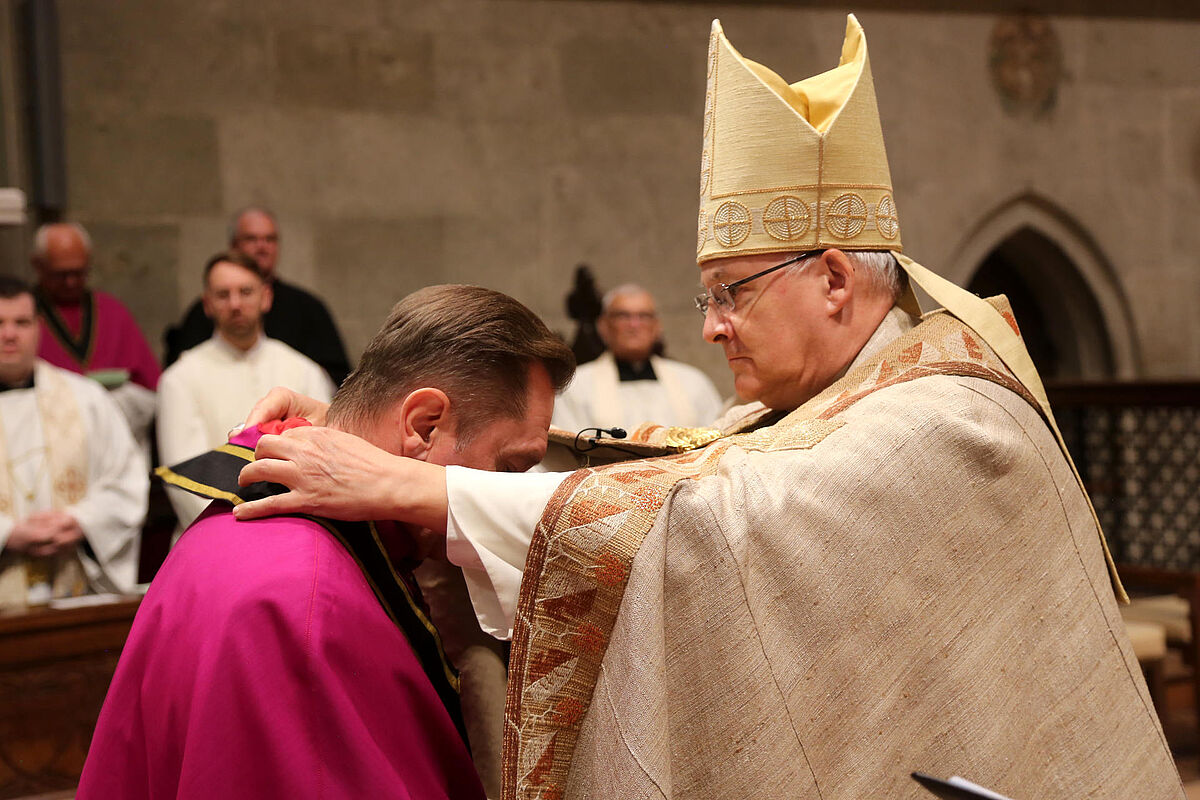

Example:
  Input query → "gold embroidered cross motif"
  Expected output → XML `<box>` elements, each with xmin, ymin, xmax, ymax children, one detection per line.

<box><xmin>713</xmin><ymin>201</ymin><xmax>752</xmax><ymax>247</ymax></box>
<box><xmin>825</xmin><ymin>193</ymin><xmax>868</xmax><ymax>238</ymax></box>
<box><xmin>875</xmin><ymin>194</ymin><xmax>900</xmax><ymax>239</ymax></box>
<box><xmin>764</xmin><ymin>196</ymin><xmax>811</xmax><ymax>241</ymax></box>
<box><xmin>54</xmin><ymin>468</ymin><xmax>87</xmax><ymax>505</ymax></box>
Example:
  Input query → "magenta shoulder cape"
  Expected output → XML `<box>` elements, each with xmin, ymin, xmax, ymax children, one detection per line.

<box><xmin>78</xmin><ymin>426</ymin><xmax>485</xmax><ymax>799</ymax></box>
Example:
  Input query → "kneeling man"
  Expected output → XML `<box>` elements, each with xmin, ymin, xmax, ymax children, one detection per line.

<box><xmin>78</xmin><ymin>285</ymin><xmax>575</xmax><ymax>799</ymax></box>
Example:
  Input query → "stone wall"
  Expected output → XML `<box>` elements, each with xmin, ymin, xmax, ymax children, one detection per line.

<box><xmin>46</xmin><ymin>1</ymin><xmax>1200</xmax><ymax>390</ymax></box>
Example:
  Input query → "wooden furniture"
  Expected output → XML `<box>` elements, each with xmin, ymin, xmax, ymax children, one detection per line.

<box><xmin>0</xmin><ymin>598</ymin><xmax>140</xmax><ymax>799</ymax></box>
<box><xmin>1116</xmin><ymin>566</ymin><xmax>1200</xmax><ymax>727</ymax></box>
<box><xmin>1123</xmin><ymin>617</ymin><xmax>1168</xmax><ymax>708</ymax></box>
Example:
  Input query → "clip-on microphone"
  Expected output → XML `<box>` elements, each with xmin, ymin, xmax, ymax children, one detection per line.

<box><xmin>574</xmin><ymin>426</ymin><xmax>628</xmax><ymax>452</ymax></box>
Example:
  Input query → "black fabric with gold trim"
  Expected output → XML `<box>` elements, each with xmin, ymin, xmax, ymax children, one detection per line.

<box><xmin>156</xmin><ymin>442</ymin><xmax>469</xmax><ymax>746</ymax></box>
<box><xmin>35</xmin><ymin>287</ymin><xmax>96</xmax><ymax>367</ymax></box>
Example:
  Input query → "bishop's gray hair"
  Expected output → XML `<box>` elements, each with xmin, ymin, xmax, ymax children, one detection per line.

<box><xmin>788</xmin><ymin>250</ymin><xmax>907</xmax><ymax>303</ymax></box>
<box><xmin>848</xmin><ymin>250</ymin><xmax>907</xmax><ymax>303</ymax></box>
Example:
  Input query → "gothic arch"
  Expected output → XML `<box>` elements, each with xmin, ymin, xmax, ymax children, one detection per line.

<box><xmin>948</xmin><ymin>194</ymin><xmax>1139</xmax><ymax>379</ymax></box>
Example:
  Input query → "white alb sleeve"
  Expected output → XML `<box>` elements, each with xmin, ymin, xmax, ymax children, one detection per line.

<box><xmin>444</xmin><ymin>466</ymin><xmax>570</xmax><ymax>640</ymax></box>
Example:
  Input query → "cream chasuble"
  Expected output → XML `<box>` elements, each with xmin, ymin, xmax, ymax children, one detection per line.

<box><xmin>0</xmin><ymin>361</ymin><xmax>147</xmax><ymax>607</ymax></box>
<box><xmin>454</xmin><ymin>10</ymin><xmax>1181</xmax><ymax>796</ymax></box>
<box><xmin>498</xmin><ymin>300</ymin><xmax>1181</xmax><ymax>799</ymax></box>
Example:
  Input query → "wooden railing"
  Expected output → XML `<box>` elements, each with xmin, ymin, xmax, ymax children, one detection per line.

<box><xmin>0</xmin><ymin>598</ymin><xmax>141</xmax><ymax>799</ymax></box>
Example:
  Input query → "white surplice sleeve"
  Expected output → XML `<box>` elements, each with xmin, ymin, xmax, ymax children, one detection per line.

<box><xmin>67</xmin><ymin>378</ymin><xmax>149</xmax><ymax>593</ymax></box>
<box><xmin>444</xmin><ymin>466</ymin><xmax>570</xmax><ymax>640</ymax></box>
<box><xmin>0</xmin><ymin>507</ymin><xmax>13</xmax><ymax>553</ymax></box>
<box><xmin>683</xmin><ymin>364</ymin><xmax>725</xmax><ymax>427</ymax></box>
<box><xmin>156</xmin><ymin>363</ymin><xmax>215</xmax><ymax>528</ymax></box>
<box><xmin>108</xmin><ymin>381</ymin><xmax>157</xmax><ymax>453</ymax></box>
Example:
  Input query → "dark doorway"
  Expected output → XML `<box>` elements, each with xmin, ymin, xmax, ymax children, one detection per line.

<box><xmin>967</xmin><ymin>226</ymin><xmax>1115</xmax><ymax>381</ymax></box>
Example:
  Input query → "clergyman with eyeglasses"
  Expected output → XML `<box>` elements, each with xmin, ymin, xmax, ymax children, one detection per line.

<box><xmin>234</xmin><ymin>15</ymin><xmax>1180</xmax><ymax>799</ymax></box>
<box><xmin>551</xmin><ymin>283</ymin><xmax>722</xmax><ymax>433</ymax></box>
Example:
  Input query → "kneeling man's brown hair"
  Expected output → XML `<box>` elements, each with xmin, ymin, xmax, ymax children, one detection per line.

<box><xmin>328</xmin><ymin>285</ymin><xmax>574</xmax><ymax>444</ymax></box>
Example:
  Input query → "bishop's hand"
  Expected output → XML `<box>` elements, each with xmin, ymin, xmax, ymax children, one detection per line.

<box><xmin>243</xmin><ymin>386</ymin><xmax>330</xmax><ymax>429</ymax></box>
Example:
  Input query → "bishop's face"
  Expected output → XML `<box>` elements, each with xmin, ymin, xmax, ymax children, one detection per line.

<box><xmin>0</xmin><ymin>293</ymin><xmax>40</xmax><ymax>386</ymax></box>
<box><xmin>699</xmin><ymin>252</ymin><xmax>835</xmax><ymax>411</ymax></box>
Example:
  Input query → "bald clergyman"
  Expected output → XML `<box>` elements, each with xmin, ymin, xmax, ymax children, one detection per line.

<box><xmin>235</xmin><ymin>16</ymin><xmax>1183</xmax><ymax>800</ymax></box>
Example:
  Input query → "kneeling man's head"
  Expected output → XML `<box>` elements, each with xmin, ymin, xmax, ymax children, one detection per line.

<box><xmin>328</xmin><ymin>285</ymin><xmax>575</xmax><ymax>472</ymax></box>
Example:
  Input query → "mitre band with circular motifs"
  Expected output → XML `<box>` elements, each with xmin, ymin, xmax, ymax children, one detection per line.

<box><xmin>697</xmin><ymin>186</ymin><xmax>901</xmax><ymax>261</ymax></box>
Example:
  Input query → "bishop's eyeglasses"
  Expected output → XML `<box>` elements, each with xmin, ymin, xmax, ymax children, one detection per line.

<box><xmin>693</xmin><ymin>251</ymin><xmax>818</xmax><ymax>317</ymax></box>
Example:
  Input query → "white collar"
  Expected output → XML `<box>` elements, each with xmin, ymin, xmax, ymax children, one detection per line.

<box><xmin>211</xmin><ymin>331</ymin><xmax>266</xmax><ymax>359</ymax></box>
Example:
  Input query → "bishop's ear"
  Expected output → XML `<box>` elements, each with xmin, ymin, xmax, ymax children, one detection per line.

<box><xmin>821</xmin><ymin>248</ymin><xmax>855</xmax><ymax>315</ymax></box>
<box><xmin>397</xmin><ymin>387</ymin><xmax>452</xmax><ymax>461</ymax></box>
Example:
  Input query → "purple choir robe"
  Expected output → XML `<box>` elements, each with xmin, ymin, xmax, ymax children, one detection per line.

<box><xmin>78</xmin><ymin>429</ymin><xmax>485</xmax><ymax>799</ymax></box>
<box><xmin>36</xmin><ymin>289</ymin><xmax>162</xmax><ymax>390</ymax></box>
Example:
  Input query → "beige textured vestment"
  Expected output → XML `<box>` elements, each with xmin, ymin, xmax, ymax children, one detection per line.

<box><xmin>490</xmin><ymin>13</ymin><xmax>1181</xmax><ymax>798</ymax></box>
<box><xmin>503</xmin><ymin>301</ymin><xmax>1182</xmax><ymax>799</ymax></box>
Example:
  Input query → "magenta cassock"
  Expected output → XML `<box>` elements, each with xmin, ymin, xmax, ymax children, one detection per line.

<box><xmin>77</xmin><ymin>427</ymin><xmax>485</xmax><ymax>799</ymax></box>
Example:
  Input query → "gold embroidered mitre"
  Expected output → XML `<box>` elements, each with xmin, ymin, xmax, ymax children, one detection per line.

<box><xmin>697</xmin><ymin>15</ymin><xmax>901</xmax><ymax>262</ymax></box>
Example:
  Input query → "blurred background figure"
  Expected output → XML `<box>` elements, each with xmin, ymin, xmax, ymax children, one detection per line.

<box><xmin>163</xmin><ymin>207</ymin><xmax>351</xmax><ymax>386</ymax></box>
<box><xmin>32</xmin><ymin>222</ymin><xmax>160</xmax><ymax>453</ymax></box>
<box><xmin>564</xmin><ymin>263</ymin><xmax>606</xmax><ymax>365</ymax></box>
<box><xmin>157</xmin><ymin>251</ymin><xmax>334</xmax><ymax>527</ymax></box>
<box><xmin>0</xmin><ymin>276</ymin><xmax>146</xmax><ymax>609</ymax></box>
<box><xmin>552</xmin><ymin>283</ymin><xmax>722</xmax><ymax>433</ymax></box>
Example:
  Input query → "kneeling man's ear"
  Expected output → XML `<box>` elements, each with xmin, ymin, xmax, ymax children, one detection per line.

<box><xmin>398</xmin><ymin>387</ymin><xmax>453</xmax><ymax>460</ymax></box>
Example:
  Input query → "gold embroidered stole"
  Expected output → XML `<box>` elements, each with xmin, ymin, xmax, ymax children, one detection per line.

<box><xmin>502</xmin><ymin>300</ymin><xmax>1046</xmax><ymax>800</ymax></box>
<box><xmin>0</xmin><ymin>362</ymin><xmax>90</xmax><ymax>606</ymax></box>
